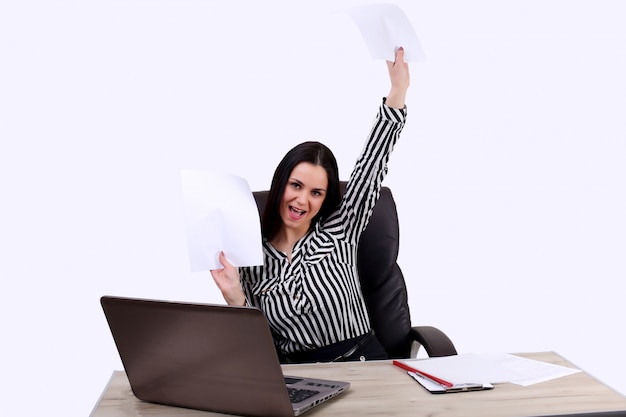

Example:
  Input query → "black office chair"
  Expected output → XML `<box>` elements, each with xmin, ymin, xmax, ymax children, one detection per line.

<box><xmin>252</xmin><ymin>182</ymin><xmax>457</xmax><ymax>359</ymax></box>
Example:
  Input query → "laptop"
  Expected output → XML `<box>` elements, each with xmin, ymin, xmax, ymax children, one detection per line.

<box><xmin>100</xmin><ymin>295</ymin><xmax>350</xmax><ymax>417</ymax></box>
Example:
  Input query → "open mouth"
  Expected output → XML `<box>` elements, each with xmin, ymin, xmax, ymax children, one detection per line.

<box><xmin>289</xmin><ymin>206</ymin><xmax>306</xmax><ymax>220</ymax></box>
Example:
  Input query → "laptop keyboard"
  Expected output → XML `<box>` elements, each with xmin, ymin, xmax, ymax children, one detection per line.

<box><xmin>287</xmin><ymin>387</ymin><xmax>319</xmax><ymax>404</ymax></box>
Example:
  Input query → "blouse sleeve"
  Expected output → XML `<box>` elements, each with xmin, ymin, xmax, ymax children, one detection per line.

<box><xmin>238</xmin><ymin>265</ymin><xmax>261</xmax><ymax>308</ymax></box>
<box><xmin>325</xmin><ymin>99</ymin><xmax>407</xmax><ymax>244</ymax></box>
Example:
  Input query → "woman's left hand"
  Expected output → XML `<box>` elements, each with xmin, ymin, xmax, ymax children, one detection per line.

<box><xmin>385</xmin><ymin>47</ymin><xmax>410</xmax><ymax>109</ymax></box>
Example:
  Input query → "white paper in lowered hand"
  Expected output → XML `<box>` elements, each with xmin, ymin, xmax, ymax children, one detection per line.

<box><xmin>180</xmin><ymin>169</ymin><xmax>263</xmax><ymax>271</ymax></box>
<box><xmin>339</xmin><ymin>3</ymin><xmax>425</xmax><ymax>62</ymax></box>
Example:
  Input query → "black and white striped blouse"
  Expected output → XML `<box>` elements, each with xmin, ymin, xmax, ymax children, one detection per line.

<box><xmin>240</xmin><ymin>100</ymin><xmax>407</xmax><ymax>355</ymax></box>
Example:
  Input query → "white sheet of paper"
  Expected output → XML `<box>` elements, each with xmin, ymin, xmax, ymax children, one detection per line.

<box><xmin>477</xmin><ymin>352</ymin><xmax>582</xmax><ymax>386</ymax></box>
<box><xmin>180</xmin><ymin>169</ymin><xmax>263</xmax><ymax>271</ymax></box>
<box><xmin>339</xmin><ymin>3</ymin><xmax>425</xmax><ymax>62</ymax></box>
<box><xmin>401</xmin><ymin>352</ymin><xmax>582</xmax><ymax>387</ymax></box>
<box><xmin>399</xmin><ymin>353</ymin><xmax>524</xmax><ymax>385</ymax></box>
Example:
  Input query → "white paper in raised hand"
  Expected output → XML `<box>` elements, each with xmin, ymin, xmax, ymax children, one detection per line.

<box><xmin>180</xmin><ymin>169</ymin><xmax>263</xmax><ymax>271</ymax></box>
<box><xmin>339</xmin><ymin>3</ymin><xmax>425</xmax><ymax>62</ymax></box>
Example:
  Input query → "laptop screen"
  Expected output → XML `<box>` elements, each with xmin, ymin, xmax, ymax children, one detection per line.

<box><xmin>100</xmin><ymin>295</ymin><xmax>349</xmax><ymax>417</ymax></box>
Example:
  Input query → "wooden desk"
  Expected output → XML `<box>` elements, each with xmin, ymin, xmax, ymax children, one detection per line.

<box><xmin>91</xmin><ymin>352</ymin><xmax>626</xmax><ymax>417</ymax></box>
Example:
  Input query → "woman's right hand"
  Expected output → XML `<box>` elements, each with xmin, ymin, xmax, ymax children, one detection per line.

<box><xmin>210</xmin><ymin>251</ymin><xmax>247</xmax><ymax>306</ymax></box>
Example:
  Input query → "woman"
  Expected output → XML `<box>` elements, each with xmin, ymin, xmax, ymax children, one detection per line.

<box><xmin>211</xmin><ymin>47</ymin><xmax>409</xmax><ymax>363</ymax></box>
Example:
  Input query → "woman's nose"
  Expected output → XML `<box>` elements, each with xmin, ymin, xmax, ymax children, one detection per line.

<box><xmin>294</xmin><ymin>190</ymin><xmax>307</xmax><ymax>205</ymax></box>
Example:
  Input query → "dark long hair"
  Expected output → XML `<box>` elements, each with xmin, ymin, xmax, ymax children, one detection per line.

<box><xmin>262</xmin><ymin>141</ymin><xmax>340</xmax><ymax>241</ymax></box>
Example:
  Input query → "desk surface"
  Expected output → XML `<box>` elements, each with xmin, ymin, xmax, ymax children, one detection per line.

<box><xmin>91</xmin><ymin>352</ymin><xmax>626</xmax><ymax>417</ymax></box>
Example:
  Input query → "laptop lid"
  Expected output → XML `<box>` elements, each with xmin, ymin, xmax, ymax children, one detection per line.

<box><xmin>100</xmin><ymin>295</ymin><xmax>350</xmax><ymax>417</ymax></box>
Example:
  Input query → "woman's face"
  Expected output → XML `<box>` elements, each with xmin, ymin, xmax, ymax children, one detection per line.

<box><xmin>278</xmin><ymin>162</ymin><xmax>328</xmax><ymax>235</ymax></box>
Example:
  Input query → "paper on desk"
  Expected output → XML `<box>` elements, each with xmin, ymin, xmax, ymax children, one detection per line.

<box><xmin>476</xmin><ymin>353</ymin><xmax>582</xmax><ymax>386</ymax></box>
<box><xmin>337</xmin><ymin>3</ymin><xmax>425</xmax><ymax>62</ymax></box>
<box><xmin>180</xmin><ymin>169</ymin><xmax>263</xmax><ymax>271</ymax></box>
<box><xmin>398</xmin><ymin>353</ymin><xmax>582</xmax><ymax>387</ymax></box>
<box><xmin>398</xmin><ymin>354</ymin><xmax>523</xmax><ymax>385</ymax></box>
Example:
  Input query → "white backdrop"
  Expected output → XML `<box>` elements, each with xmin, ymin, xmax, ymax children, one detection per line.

<box><xmin>1</xmin><ymin>1</ymin><xmax>624</xmax><ymax>415</ymax></box>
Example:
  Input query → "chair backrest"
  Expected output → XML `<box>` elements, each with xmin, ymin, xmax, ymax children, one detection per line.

<box><xmin>252</xmin><ymin>182</ymin><xmax>413</xmax><ymax>359</ymax></box>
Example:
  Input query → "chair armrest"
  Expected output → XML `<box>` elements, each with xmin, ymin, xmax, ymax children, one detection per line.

<box><xmin>409</xmin><ymin>326</ymin><xmax>458</xmax><ymax>358</ymax></box>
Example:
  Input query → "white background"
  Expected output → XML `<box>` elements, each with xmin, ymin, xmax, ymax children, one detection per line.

<box><xmin>1</xmin><ymin>1</ymin><xmax>624</xmax><ymax>415</ymax></box>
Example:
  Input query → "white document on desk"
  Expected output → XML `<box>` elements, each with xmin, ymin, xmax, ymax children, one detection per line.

<box><xmin>399</xmin><ymin>354</ymin><xmax>523</xmax><ymax>386</ymax></box>
<box><xmin>477</xmin><ymin>352</ymin><xmax>582</xmax><ymax>386</ymax></box>
<box><xmin>398</xmin><ymin>352</ymin><xmax>581</xmax><ymax>387</ymax></box>
<box><xmin>180</xmin><ymin>169</ymin><xmax>263</xmax><ymax>272</ymax></box>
